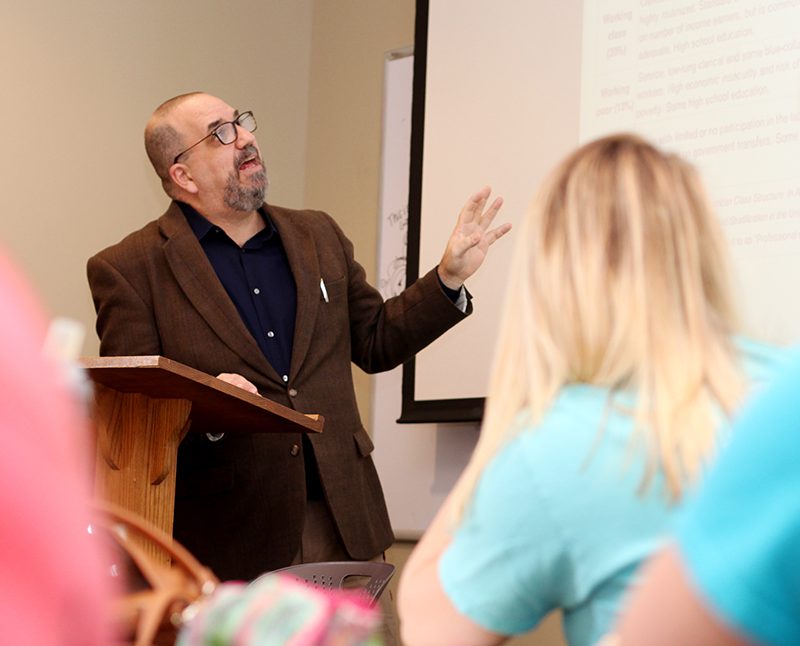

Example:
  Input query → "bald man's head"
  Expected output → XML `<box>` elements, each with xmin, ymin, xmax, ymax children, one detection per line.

<box><xmin>144</xmin><ymin>92</ymin><xmax>203</xmax><ymax>188</ymax></box>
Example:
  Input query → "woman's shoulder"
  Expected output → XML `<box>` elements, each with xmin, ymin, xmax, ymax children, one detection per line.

<box><xmin>500</xmin><ymin>384</ymin><xmax>623</xmax><ymax>467</ymax></box>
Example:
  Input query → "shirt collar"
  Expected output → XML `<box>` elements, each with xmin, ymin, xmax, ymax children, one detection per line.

<box><xmin>178</xmin><ymin>201</ymin><xmax>277</xmax><ymax>242</ymax></box>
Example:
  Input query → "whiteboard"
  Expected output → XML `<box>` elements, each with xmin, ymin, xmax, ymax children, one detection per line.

<box><xmin>371</xmin><ymin>50</ymin><xmax>479</xmax><ymax>539</ymax></box>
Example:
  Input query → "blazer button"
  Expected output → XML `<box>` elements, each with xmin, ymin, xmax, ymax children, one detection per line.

<box><xmin>289</xmin><ymin>444</ymin><xmax>300</xmax><ymax>457</ymax></box>
<box><xmin>288</xmin><ymin>388</ymin><xmax>298</xmax><ymax>397</ymax></box>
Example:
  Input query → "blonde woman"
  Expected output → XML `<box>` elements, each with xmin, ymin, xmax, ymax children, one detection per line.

<box><xmin>397</xmin><ymin>134</ymin><xmax>785</xmax><ymax>646</ymax></box>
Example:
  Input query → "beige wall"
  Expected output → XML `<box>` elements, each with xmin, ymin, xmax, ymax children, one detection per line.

<box><xmin>0</xmin><ymin>0</ymin><xmax>410</xmax><ymax>414</ymax></box>
<box><xmin>0</xmin><ymin>0</ymin><xmax>412</xmax><ymax>424</ymax></box>
<box><xmin>0</xmin><ymin>1</ymin><xmax>313</xmax><ymax>354</ymax></box>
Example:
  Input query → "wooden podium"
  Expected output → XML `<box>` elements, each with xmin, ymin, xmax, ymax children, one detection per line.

<box><xmin>82</xmin><ymin>356</ymin><xmax>323</xmax><ymax>561</ymax></box>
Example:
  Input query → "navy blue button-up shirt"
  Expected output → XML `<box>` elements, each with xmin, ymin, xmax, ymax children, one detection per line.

<box><xmin>181</xmin><ymin>203</ymin><xmax>325</xmax><ymax>500</ymax></box>
<box><xmin>181</xmin><ymin>203</ymin><xmax>296</xmax><ymax>381</ymax></box>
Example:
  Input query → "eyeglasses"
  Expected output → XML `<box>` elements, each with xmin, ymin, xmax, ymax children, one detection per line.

<box><xmin>172</xmin><ymin>111</ymin><xmax>257</xmax><ymax>164</ymax></box>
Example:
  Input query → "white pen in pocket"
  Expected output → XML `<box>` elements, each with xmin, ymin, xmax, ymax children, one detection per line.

<box><xmin>320</xmin><ymin>277</ymin><xmax>329</xmax><ymax>303</ymax></box>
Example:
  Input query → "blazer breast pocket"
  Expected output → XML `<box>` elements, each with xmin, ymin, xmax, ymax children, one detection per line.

<box><xmin>319</xmin><ymin>274</ymin><xmax>345</xmax><ymax>303</ymax></box>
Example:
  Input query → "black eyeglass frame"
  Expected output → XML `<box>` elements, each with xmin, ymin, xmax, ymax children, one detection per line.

<box><xmin>172</xmin><ymin>111</ymin><xmax>257</xmax><ymax>165</ymax></box>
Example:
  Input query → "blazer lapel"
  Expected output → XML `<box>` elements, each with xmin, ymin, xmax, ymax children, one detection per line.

<box><xmin>267</xmin><ymin>205</ymin><xmax>320</xmax><ymax>381</ymax></box>
<box><xmin>158</xmin><ymin>203</ymin><xmax>280</xmax><ymax>382</ymax></box>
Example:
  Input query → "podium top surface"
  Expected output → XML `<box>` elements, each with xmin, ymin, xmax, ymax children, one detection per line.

<box><xmin>81</xmin><ymin>355</ymin><xmax>323</xmax><ymax>435</ymax></box>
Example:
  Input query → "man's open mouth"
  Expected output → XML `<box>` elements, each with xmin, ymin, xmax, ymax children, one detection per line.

<box><xmin>238</xmin><ymin>156</ymin><xmax>261</xmax><ymax>171</ymax></box>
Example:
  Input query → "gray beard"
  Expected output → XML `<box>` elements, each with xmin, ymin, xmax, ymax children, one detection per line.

<box><xmin>224</xmin><ymin>167</ymin><xmax>268</xmax><ymax>211</ymax></box>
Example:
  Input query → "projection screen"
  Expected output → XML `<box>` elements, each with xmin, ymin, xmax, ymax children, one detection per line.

<box><xmin>401</xmin><ymin>0</ymin><xmax>800</xmax><ymax>422</ymax></box>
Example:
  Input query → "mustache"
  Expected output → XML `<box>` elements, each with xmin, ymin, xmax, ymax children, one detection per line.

<box><xmin>235</xmin><ymin>145</ymin><xmax>261</xmax><ymax>168</ymax></box>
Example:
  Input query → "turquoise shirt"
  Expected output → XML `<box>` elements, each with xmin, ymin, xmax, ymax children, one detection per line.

<box><xmin>439</xmin><ymin>338</ymin><xmax>784</xmax><ymax>646</ymax></box>
<box><xmin>677</xmin><ymin>348</ymin><xmax>800</xmax><ymax>646</ymax></box>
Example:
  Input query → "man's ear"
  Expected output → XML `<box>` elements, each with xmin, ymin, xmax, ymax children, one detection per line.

<box><xmin>168</xmin><ymin>163</ymin><xmax>198</xmax><ymax>195</ymax></box>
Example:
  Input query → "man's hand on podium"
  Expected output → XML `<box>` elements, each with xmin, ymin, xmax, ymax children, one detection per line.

<box><xmin>216</xmin><ymin>373</ymin><xmax>259</xmax><ymax>395</ymax></box>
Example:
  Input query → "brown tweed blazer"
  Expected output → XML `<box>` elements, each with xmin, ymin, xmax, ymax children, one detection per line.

<box><xmin>87</xmin><ymin>201</ymin><xmax>469</xmax><ymax>581</ymax></box>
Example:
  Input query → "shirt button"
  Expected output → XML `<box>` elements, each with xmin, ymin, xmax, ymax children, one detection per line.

<box><xmin>253</xmin><ymin>287</ymin><xmax>260</xmax><ymax>295</ymax></box>
<box><xmin>267</xmin><ymin>330</ymin><xmax>275</xmax><ymax>338</ymax></box>
<box><xmin>289</xmin><ymin>444</ymin><xmax>300</xmax><ymax>457</ymax></box>
<box><xmin>288</xmin><ymin>388</ymin><xmax>298</xmax><ymax>397</ymax></box>
<box><xmin>282</xmin><ymin>375</ymin><xmax>289</xmax><ymax>383</ymax></box>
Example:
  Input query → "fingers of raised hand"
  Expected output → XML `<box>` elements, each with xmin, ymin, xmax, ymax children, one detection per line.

<box><xmin>478</xmin><ymin>196</ymin><xmax>504</xmax><ymax>230</ymax></box>
<box><xmin>485</xmin><ymin>221</ymin><xmax>512</xmax><ymax>246</ymax></box>
<box><xmin>459</xmin><ymin>186</ymin><xmax>492</xmax><ymax>225</ymax></box>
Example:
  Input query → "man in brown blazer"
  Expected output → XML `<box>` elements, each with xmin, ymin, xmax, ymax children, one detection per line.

<box><xmin>87</xmin><ymin>92</ymin><xmax>509</xmax><ymax>583</ymax></box>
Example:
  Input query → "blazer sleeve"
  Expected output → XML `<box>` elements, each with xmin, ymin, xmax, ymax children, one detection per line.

<box><xmin>86</xmin><ymin>252</ymin><xmax>161</xmax><ymax>356</ymax></box>
<box><xmin>321</xmin><ymin>211</ymin><xmax>471</xmax><ymax>374</ymax></box>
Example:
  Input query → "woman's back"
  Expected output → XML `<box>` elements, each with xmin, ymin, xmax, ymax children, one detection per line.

<box><xmin>438</xmin><ymin>338</ymin><xmax>783</xmax><ymax>645</ymax></box>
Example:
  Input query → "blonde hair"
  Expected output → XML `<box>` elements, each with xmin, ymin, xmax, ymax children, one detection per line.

<box><xmin>453</xmin><ymin>134</ymin><xmax>744</xmax><ymax>517</ymax></box>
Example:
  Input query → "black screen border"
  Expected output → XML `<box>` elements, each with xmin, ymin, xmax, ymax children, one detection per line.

<box><xmin>398</xmin><ymin>0</ymin><xmax>486</xmax><ymax>424</ymax></box>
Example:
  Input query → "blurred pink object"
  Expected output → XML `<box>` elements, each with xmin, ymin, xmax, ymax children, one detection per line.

<box><xmin>0</xmin><ymin>250</ymin><xmax>114</xmax><ymax>645</ymax></box>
